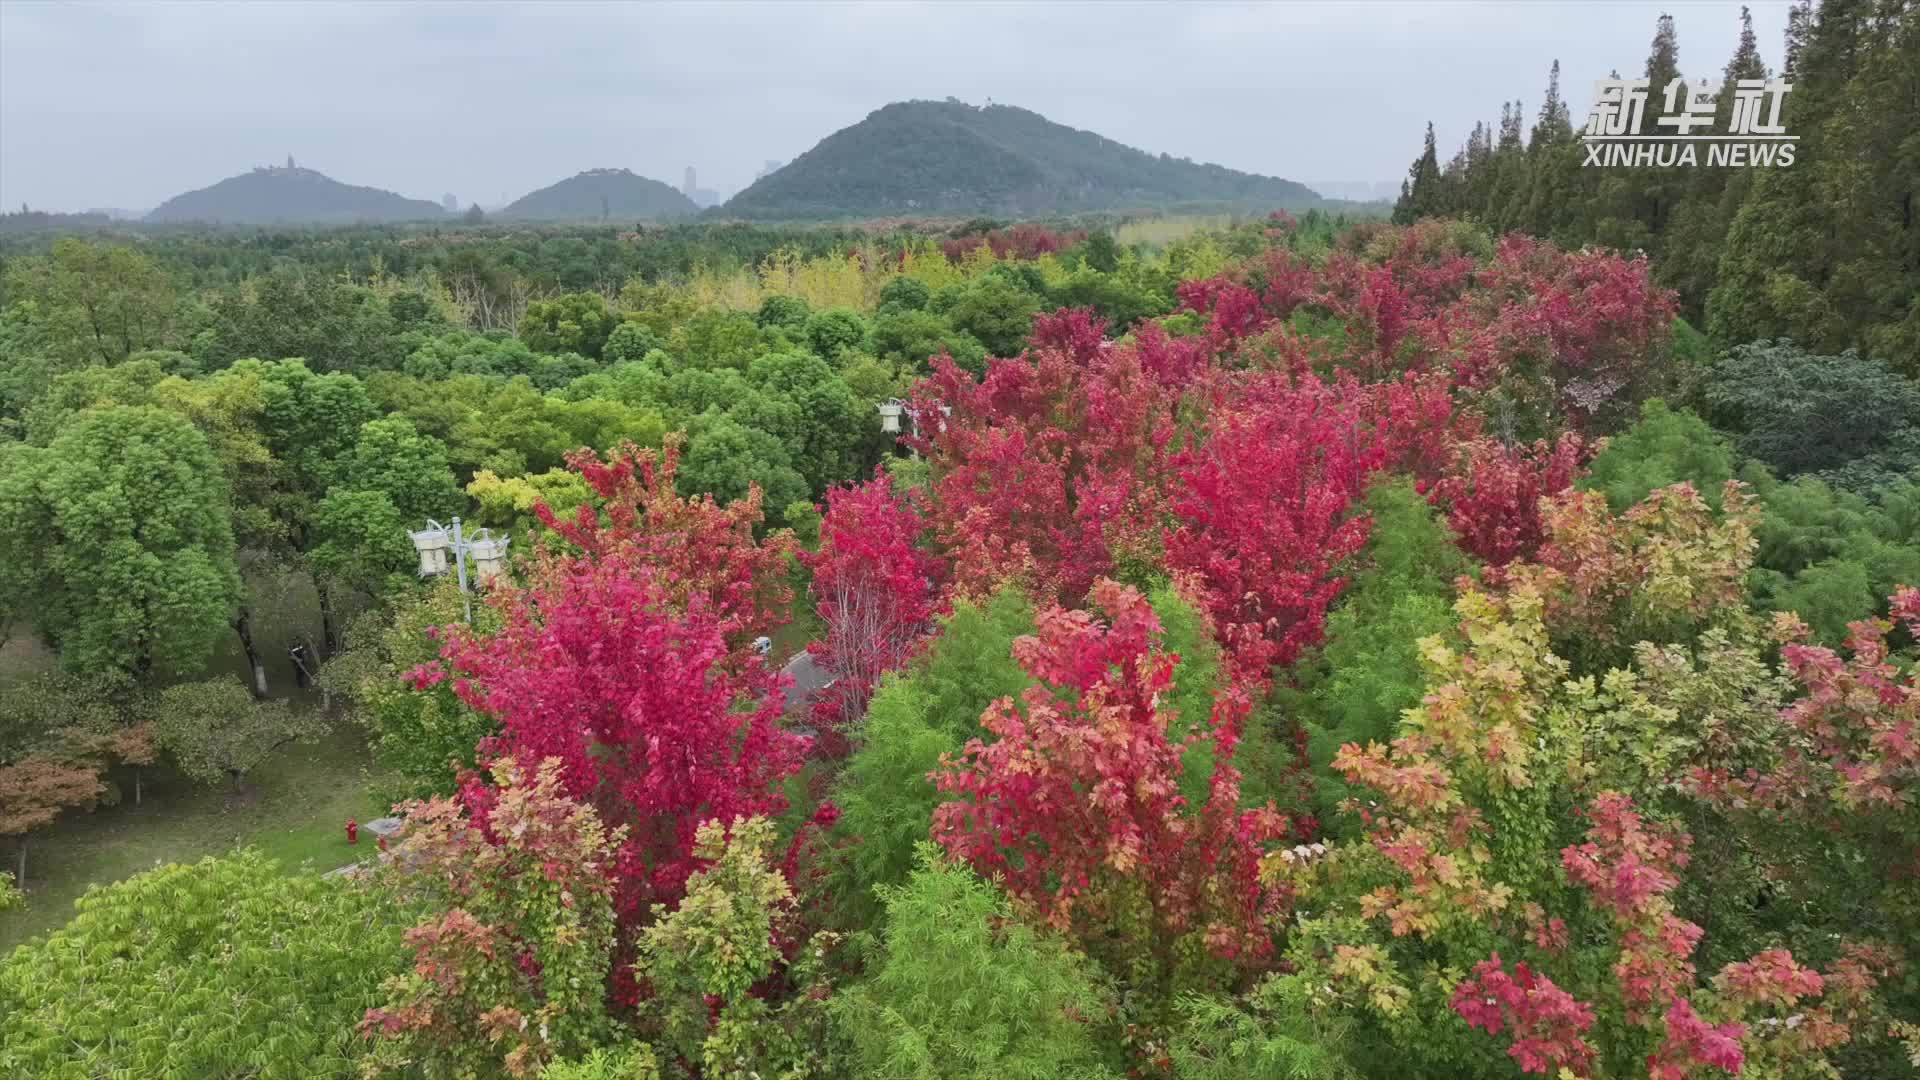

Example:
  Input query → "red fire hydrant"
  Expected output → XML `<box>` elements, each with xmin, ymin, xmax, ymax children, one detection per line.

<box><xmin>346</xmin><ymin>818</ymin><xmax>359</xmax><ymax>845</ymax></box>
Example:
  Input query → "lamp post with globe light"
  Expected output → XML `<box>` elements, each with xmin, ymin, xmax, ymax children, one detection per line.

<box><xmin>407</xmin><ymin>517</ymin><xmax>510</xmax><ymax>623</ymax></box>
<box><xmin>876</xmin><ymin>398</ymin><xmax>948</xmax><ymax>449</ymax></box>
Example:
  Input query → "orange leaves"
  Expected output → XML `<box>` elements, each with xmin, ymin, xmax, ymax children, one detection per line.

<box><xmin>0</xmin><ymin>755</ymin><xmax>106</xmax><ymax>838</ymax></box>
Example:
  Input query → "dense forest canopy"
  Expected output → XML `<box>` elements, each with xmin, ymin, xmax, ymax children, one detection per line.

<box><xmin>1392</xmin><ymin>0</ymin><xmax>1917</xmax><ymax>362</ymax></box>
<box><xmin>2</xmin><ymin>2</ymin><xmax>1918</xmax><ymax>1077</ymax></box>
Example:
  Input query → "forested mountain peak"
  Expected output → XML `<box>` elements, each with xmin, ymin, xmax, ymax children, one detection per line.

<box><xmin>721</xmin><ymin>97</ymin><xmax>1324</xmax><ymax>219</ymax></box>
<box><xmin>145</xmin><ymin>164</ymin><xmax>447</xmax><ymax>225</ymax></box>
<box><xmin>499</xmin><ymin>168</ymin><xmax>698</xmax><ymax>221</ymax></box>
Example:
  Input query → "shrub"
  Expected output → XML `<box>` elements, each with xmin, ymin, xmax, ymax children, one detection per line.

<box><xmin>833</xmin><ymin>846</ymin><xmax>1121</xmax><ymax>1080</ymax></box>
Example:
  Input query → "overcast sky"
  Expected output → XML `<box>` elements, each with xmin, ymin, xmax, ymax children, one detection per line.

<box><xmin>0</xmin><ymin>0</ymin><xmax>1792</xmax><ymax>213</ymax></box>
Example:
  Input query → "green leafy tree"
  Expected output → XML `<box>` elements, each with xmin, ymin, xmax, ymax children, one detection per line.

<box><xmin>1292</xmin><ymin>481</ymin><xmax>1472</xmax><ymax>830</ymax></box>
<box><xmin>1746</xmin><ymin>471</ymin><xmax>1920</xmax><ymax>644</ymax></box>
<box><xmin>1583</xmin><ymin>399</ymin><xmax>1736</xmax><ymax>512</ymax></box>
<box><xmin>308</xmin><ymin>488</ymin><xmax>416</xmax><ymax>600</ymax></box>
<box><xmin>677</xmin><ymin>411</ymin><xmax>809</xmax><ymax>520</ymax></box>
<box><xmin>1698</xmin><ymin>339</ymin><xmax>1920</xmax><ymax>490</ymax></box>
<box><xmin>744</xmin><ymin>350</ymin><xmax>869</xmax><ymax>493</ymax></box>
<box><xmin>877</xmin><ymin>275</ymin><xmax>932</xmax><ymax>312</ymax></box>
<box><xmin>638</xmin><ymin>816</ymin><xmax>843</xmax><ymax>1076</ymax></box>
<box><xmin>248</xmin><ymin>359</ymin><xmax>378</xmax><ymax>653</ymax></box>
<box><xmin>320</xmin><ymin>579</ymin><xmax>497</xmax><ymax>800</ymax></box>
<box><xmin>1049</xmin><ymin>266</ymin><xmax>1174</xmax><ymax>329</ymax></box>
<box><xmin>803</xmin><ymin>306</ymin><xmax>869</xmax><ymax>361</ymax></box>
<box><xmin>833</xmin><ymin>846</ymin><xmax>1121</xmax><ymax>1080</ymax></box>
<box><xmin>871</xmin><ymin>306</ymin><xmax>987</xmax><ymax>373</ymax></box>
<box><xmin>18</xmin><ymin>355</ymin><xmax>171</xmax><ymax>444</ymax></box>
<box><xmin>668</xmin><ymin>310</ymin><xmax>765</xmax><ymax>370</ymax></box>
<box><xmin>603</xmin><ymin>319</ymin><xmax>665</xmax><ymax>364</ymax></box>
<box><xmin>6</xmin><ymin>405</ymin><xmax>239</xmax><ymax>683</ymax></box>
<box><xmin>518</xmin><ymin>290</ymin><xmax>619</xmax><ymax>359</ymax></box>
<box><xmin>0</xmin><ymin>850</ymin><xmax>408</xmax><ymax>1079</ymax></box>
<box><xmin>200</xmin><ymin>272</ymin><xmax>430</xmax><ymax>375</ymax></box>
<box><xmin>1</xmin><ymin>237</ymin><xmax>177</xmax><ymax>364</ymax></box>
<box><xmin>148</xmin><ymin>677</ymin><xmax>317</xmax><ymax>788</ymax></box>
<box><xmin>362</xmin><ymin>757</ymin><xmax>624</xmax><ymax>1079</ymax></box>
<box><xmin>349</xmin><ymin>416</ymin><xmax>460</xmax><ymax>496</ymax></box>
<box><xmin>944</xmin><ymin>275</ymin><xmax>1042</xmax><ymax>357</ymax></box>
<box><xmin>826</xmin><ymin>589</ymin><xmax>1034</xmax><ymax>925</ymax></box>
<box><xmin>307</xmin><ymin>415</ymin><xmax>463</xmax><ymax>600</ymax></box>
<box><xmin>756</xmin><ymin>292</ymin><xmax>813</xmax><ymax>330</ymax></box>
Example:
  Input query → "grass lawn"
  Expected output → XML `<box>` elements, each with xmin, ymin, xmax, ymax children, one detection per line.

<box><xmin>1</xmin><ymin>717</ymin><xmax>394</xmax><ymax>952</ymax></box>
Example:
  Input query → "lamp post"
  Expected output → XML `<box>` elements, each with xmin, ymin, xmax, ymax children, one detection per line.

<box><xmin>877</xmin><ymin>399</ymin><xmax>950</xmax><ymax>450</ymax></box>
<box><xmin>408</xmin><ymin>517</ymin><xmax>509</xmax><ymax>624</ymax></box>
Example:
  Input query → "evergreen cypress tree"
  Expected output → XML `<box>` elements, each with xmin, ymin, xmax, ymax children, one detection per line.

<box><xmin>1400</xmin><ymin>1</ymin><xmax>1914</xmax><ymax>362</ymax></box>
<box><xmin>1392</xmin><ymin>121</ymin><xmax>1445</xmax><ymax>225</ymax></box>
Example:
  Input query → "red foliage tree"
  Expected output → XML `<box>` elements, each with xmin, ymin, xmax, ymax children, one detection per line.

<box><xmin>909</xmin><ymin>309</ymin><xmax>1182</xmax><ymax>605</ymax></box>
<box><xmin>940</xmin><ymin>224</ymin><xmax>1088</xmax><ymax>262</ymax></box>
<box><xmin>1690</xmin><ymin>588</ymin><xmax>1920</xmax><ymax>914</ymax></box>
<box><xmin>1451</xmin><ymin>953</ymin><xmax>1599</xmax><ymax>1076</ymax></box>
<box><xmin>1164</xmin><ymin>368</ymin><xmax>1467</xmax><ymax>680</ymax></box>
<box><xmin>931</xmin><ymin>579</ymin><xmax>1291</xmax><ymax>980</ymax></box>
<box><xmin>434</xmin><ymin>566</ymin><xmax>806</xmax><ymax>926</ymax></box>
<box><xmin>1426</xmin><ymin>432</ymin><xmax>1588</xmax><ymax>567</ymax></box>
<box><xmin>428</xmin><ymin>439</ymin><xmax>807</xmax><ymax>926</ymax></box>
<box><xmin>1456</xmin><ymin>235</ymin><xmax>1678</xmax><ymax>430</ymax></box>
<box><xmin>802</xmin><ymin>470</ymin><xmax>945</xmax><ymax>740</ymax></box>
<box><xmin>533</xmin><ymin>437</ymin><xmax>794</xmax><ymax>676</ymax></box>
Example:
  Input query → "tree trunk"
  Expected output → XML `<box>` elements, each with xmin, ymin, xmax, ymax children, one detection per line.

<box><xmin>133</xmin><ymin>768</ymin><xmax>142</xmax><ymax>807</ymax></box>
<box><xmin>14</xmin><ymin>838</ymin><xmax>25</xmax><ymax>888</ymax></box>
<box><xmin>316</xmin><ymin>580</ymin><xmax>339</xmax><ymax>659</ymax></box>
<box><xmin>231</xmin><ymin>611</ymin><xmax>269</xmax><ymax>698</ymax></box>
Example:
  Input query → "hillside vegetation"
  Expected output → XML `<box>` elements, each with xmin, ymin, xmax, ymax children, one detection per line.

<box><xmin>723</xmin><ymin>99</ymin><xmax>1324</xmax><ymax>219</ymax></box>
<box><xmin>499</xmin><ymin>168</ymin><xmax>698</xmax><ymax>222</ymax></box>
<box><xmin>146</xmin><ymin>165</ymin><xmax>447</xmax><ymax>225</ymax></box>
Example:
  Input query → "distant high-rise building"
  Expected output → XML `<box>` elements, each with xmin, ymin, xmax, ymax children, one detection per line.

<box><xmin>287</xmin><ymin>154</ymin><xmax>296</xmax><ymax>170</ymax></box>
<box><xmin>441</xmin><ymin>192</ymin><xmax>459</xmax><ymax>213</ymax></box>
<box><xmin>756</xmin><ymin>159</ymin><xmax>783</xmax><ymax>180</ymax></box>
<box><xmin>681</xmin><ymin>166</ymin><xmax>720</xmax><ymax>208</ymax></box>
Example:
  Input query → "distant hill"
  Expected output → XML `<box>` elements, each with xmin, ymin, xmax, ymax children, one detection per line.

<box><xmin>721</xmin><ymin>99</ymin><xmax>1323</xmax><ymax>220</ymax></box>
<box><xmin>499</xmin><ymin>168</ymin><xmax>697</xmax><ymax>221</ymax></box>
<box><xmin>146</xmin><ymin>165</ymin><xmax>446</xmax><ymax>225</ymax></box>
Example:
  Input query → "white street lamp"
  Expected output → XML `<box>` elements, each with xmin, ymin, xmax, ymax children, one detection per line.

<box><xmin>409</xmin><ymin>516</ymin><xmax>509</xmax><ymax>623</ymax></box>
<box><xmin>467</xmin><ymin>531</ymin><xmax>511</xmax><ymax>584</ymax></box>
<box><xmin>407</xmin><ymin>524</ymin><xmax>451</xmax><ymax>576</ymax></box>
<box><xmin>876</xmin><ymin>399</ymin><xmax>904</xmax><ymax>433</ymax></box>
